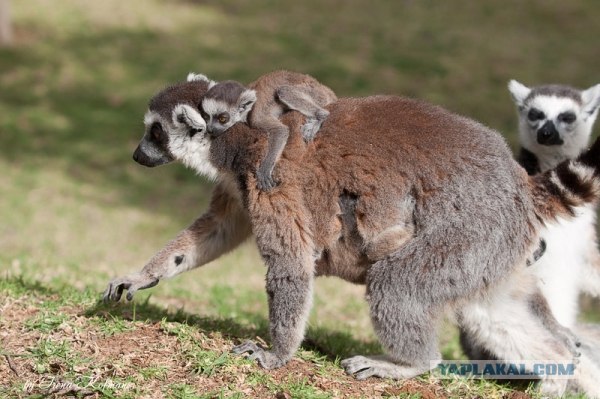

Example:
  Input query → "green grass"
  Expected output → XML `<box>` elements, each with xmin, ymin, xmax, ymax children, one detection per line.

<box><xmin>1</xmin><ymin>0</ymin><xmax>600</xmax><ymax>397</ymax></box>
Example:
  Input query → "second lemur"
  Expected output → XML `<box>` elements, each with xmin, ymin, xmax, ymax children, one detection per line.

<box><xmin>201</xmin><ymin>70</ymin><xmax>337</xmax><ymax>191</ymax></box>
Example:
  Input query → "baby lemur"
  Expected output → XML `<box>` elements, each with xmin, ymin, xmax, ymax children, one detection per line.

<box><xmin>107</xmin><ymin>75</ymin><xmax>600</xmax><ymax>397</ymax></box>
<box><xmin>200</xmin><ymin>70</ymin><xmax>337</xmax><ymax>191</ymax></box>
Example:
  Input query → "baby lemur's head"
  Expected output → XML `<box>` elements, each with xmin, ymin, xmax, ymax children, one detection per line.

<box><xmin>509</xmin><ymin>80</ymin><xmax>600</xmax><ymax>166</ymax></box>
<box><xmin>201</xmin><ymin>81</ymin><xmax>257</xmax><ymax>137</ymax></box>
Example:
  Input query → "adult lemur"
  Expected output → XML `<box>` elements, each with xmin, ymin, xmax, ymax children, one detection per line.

<box><xmin>513</xmin><ymin>80</ymin><xmax>600</xmax><ymax>327</ymax></box>
<box><xmin>105</xmin><ymin>74</ymin><xmax>600</xmax><ymax>396</ymax></box>
<box><xmin>459</xmin><ymin>80</ymin><xmax>600</xmax><ymax>396</ymax></box>
<box><xmin>201</xmin><ymin>70</ymin><xmax>337</xmax><ymax>191</ymax></box>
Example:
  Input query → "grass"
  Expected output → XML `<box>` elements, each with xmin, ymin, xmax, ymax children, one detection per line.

<box><xmin>1</xmin><ymin>0</ymin><xmax>600</xmax><ymax>397</ymax></box>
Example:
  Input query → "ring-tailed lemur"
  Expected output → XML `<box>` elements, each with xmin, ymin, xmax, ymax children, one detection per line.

<box><xmin>459</xmin><ymin>80</ymin><xmax>600</xmax><ymax>396</ymax></box>
<box><xmin>513</xmin><ymin>80</ymin><xmax>600</xmax><ymax>328</ymax></box>
<box><xmin>107</xmin><ymin>75</ymin><xmax>600</xmax><ymax>397</ymax></box>
<box><xmin>200</xmin><ymin>70</ymin><xmax>337</xmax><ymax>191</ymax></box>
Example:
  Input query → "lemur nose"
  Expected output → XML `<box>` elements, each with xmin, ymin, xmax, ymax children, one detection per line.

<box><xmin>537</xmin><ymin>121</ymin><xmax>563</xmax><ymax>145</ymax></box>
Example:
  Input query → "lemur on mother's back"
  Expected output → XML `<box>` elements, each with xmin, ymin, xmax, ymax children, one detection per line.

<box><xmin>199</xmin><ymin>70</ymin><xmax>337</xmax><ymax>191</ymax></box>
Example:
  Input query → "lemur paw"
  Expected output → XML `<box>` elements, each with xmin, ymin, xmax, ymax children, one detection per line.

<box><xmin>301</xmin><ymin>118</ymin><xmax>322</xmax><ymax>142</ymax></box>
<box><xmin>256</xmin><ymin>170</ymin><xmax>277</xmax><ymax>192</ymax></box>
<box><xmin>102</xmin><ymin>273</ymin><xmax>159</xmax><ymax>303</ymax></box>
<box><xmin>557</xmin><ymin>327</ymin><xmax>582</xmax><ymax>360</ymax></box>
<box><xmin>232</xmin><ymin>341</ymin><xmax>287</xmax><ymax>370</ymax></box>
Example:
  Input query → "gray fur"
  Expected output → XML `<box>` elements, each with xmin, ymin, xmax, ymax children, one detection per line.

<box><xmin>105</xmin><ymin>80</ymin><xmax>600</xmax><ymax>397</ymax></box>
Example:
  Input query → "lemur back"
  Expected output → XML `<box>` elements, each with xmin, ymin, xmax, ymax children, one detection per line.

<box><xmin>201</xmin><ymin>70</ymin><xmax>337</xmax><ymax>191</ymax></box>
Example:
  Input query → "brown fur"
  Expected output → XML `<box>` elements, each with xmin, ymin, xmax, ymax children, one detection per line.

<box><xmin>109</xmin><ymin>80</ymin><xmax>600</xmax><ymax>391</ymax></box>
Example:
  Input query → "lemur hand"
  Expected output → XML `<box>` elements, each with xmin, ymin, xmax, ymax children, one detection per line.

<box><xmin>103</xmin><ymin>272</ymin><xmax>159</xmax><ymax>303</ymax></box>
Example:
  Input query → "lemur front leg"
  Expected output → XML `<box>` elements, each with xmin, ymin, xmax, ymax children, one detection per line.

<box><xmin>232</xmin><ymin>259</ymin><xmax>314</xmax><ymax>369</ymax></box>
<box><xmin>233</xmin><ymin>197</ymin><xmax>315</xmax><ymax>369</ymax></box>
<box><xmin>103</xmin><ymin>183</ymin><xmax>251</xmax><ymax>302</ymax></box>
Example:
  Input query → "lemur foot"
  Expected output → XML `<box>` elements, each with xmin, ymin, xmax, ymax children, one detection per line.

<box><xmin>232</xmin><ymin>341</ymin><xmax>287</xmax><ymax>369</ymax></box>
<box><xmin>256</xmin><ymin>169</ymin><xmax>278</xmax><ymax>191</ymax></box>
<box><xmin>341</xmin><ymin>355</ymin><xmax>430</xmax><ymax>380</ymax></box>
<box><xmin>301</xmin><ymin>118</ymin><xmax>323</xmax><ymax>142</ymax></box>
<box><xmin>556</xmin><ymin>327</ymin><xmax>582</xmax><ymax>360</ymax></box>
<box><xmin>103</xmin><ymin>272</ymin><xmax>159</xmax><ymax>303</ymax></box>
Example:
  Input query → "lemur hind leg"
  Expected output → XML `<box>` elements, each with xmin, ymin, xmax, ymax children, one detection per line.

<box><xmin>276</xmin><ymin>85</ymin><xmax>330</xmax><ymax>142</ymax></box>
<box><xmin>342</xmin><ymin>246</ymin><xmax>442</xmax><ymax>380</ymax></box>
<box><xmin>458</xmin><ymin>277</ymin><xmax>579</xmax><ymax>398</ymax></box>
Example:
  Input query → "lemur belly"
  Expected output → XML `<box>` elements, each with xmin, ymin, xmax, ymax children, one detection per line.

<box><xmin>529</xmin><ymin>205</ymin><xmax>596</xmax><ymax>327</ymax></box>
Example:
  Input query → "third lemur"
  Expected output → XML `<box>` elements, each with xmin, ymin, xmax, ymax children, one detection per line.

<box><xmin>459</xmin><ymin>80</ymin><xmax>600</xmax><ymax>395</ymax></box>
<box><xmin>512</xmin><ymin>79</ymin><xmax>600</xmax><ymax>328</ymax></box>
<box><xmin>201</xmin><ymin>70</ymin><xmax>337</xmax><ymax>191</ymax></box>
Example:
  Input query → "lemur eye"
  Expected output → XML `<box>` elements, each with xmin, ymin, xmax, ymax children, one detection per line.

<box><xmin>177</xmin><ymin>114</ymin><xmax>186</xmax><ymax>124</ymax></box>
<box><xmin>150</xmin><ymin>122</ymin><xmax>163</xmax><ymax>141</ymax></box>
<box><xmin>558</xmin><ymin>112</ymin><xmax>576</xmax><ymax>124</ymax></box>
<box><xmin>218</xmin><ymin>113</ymin><xmax>229</xmax><ymax>124</ymax></box>
<box><xmin>527</xmin><ymin>108</ymin><xmax>545</xmax><ymax>122</ymax></box>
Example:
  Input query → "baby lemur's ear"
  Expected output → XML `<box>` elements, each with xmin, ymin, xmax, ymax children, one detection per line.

<box><xmin>582</xmin><ymin>84</ymin><xmax>600</xmax><ymax>116</ymax></box>
<box><xmin>237</xmin><ymin>89</ymin><xmax>257</xmax><ymax>120</ymax></box>
<box><xmin>508</xmin><ymin>80</ymin><xmax>531</xmax><ymax>109</ymax></box>
<box><xmin>186</xmin><ymin>72</ymin><xmax>217</xmax><ymax>89</ymax></box>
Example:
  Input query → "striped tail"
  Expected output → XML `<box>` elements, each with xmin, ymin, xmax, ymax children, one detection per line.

<box><xmin>531</xmin><ymin>137</ymin><xmax>600</xmax><ymax>221</ymax></box>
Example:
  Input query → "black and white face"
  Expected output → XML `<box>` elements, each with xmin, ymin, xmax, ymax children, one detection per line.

<box><xmin>521</xmin><ymin>95</ymin><xmax>580</xmax><ymax>146</ymax></box>
<box><xmin>200</xmin><ymin>97</ymin><xmax>239</xmax><ymax>136</ymax></box>
<box><xmin>509</xmin><ymin>80</ymin><xmax>600</xmax><ymax>161</ymax></box>
<box><xmin>134</xmin><ymin>103</ymin><xmax>219</xmax><ymax>180</ymax></box>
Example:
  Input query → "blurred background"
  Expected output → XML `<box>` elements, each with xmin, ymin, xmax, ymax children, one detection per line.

<box><xmin>1</xmin><ymin>0</ymin><xmax>599</xmax><ymax>358</ymax></box>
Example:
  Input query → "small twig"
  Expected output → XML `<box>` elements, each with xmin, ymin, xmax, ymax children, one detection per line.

<box><xmin>4</xmin><ymin>354</ymin><xmax>19</xmax><ymax>376</ymax></box>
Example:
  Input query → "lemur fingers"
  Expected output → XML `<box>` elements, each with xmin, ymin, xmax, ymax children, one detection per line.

<box><xmin>232</xmin><ymin>340</ymin><xmax>286</xmax><ymax>370</ymax></box>
<box><xmin>102</xmin><ymin>272</ymin><xmax>159</xmax><ymax>303</ymax></box>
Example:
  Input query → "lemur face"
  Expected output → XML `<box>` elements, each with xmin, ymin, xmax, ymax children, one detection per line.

<box><xmin>200</xmin><ymin>97</ymin><xmax>239</xmax><ymax>137</ymax></box>
<box><xmin>132</xmin><ymin>77</ymin><xmax>220</xmax><ymax>181</ymax></box>
<box><xmin>522</xmin><ymin>95</ymin><xmax>579</xmax><ymax>146</ymax></box>
<box><xmin>201</xmin><ymin>81</ymin><xmax>257</xmax><ymax>137</ymax></box>
<box><xmin>509</xmin><ymin>80</ymin><xmax>600</xmax><ymax>152</ymax></box>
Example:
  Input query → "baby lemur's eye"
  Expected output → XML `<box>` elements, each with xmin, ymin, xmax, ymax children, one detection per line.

<box><xmin>218</xmin><ymin>113</ymin><xmax>230</xmax><ymax>124</ymax></box>
<box><xmin>558</xmin><ymin>112</ymin><xmax>576</xmax><ymax>124</ymax></box>
<box><xmin>177</xmin><ymin>114</ymin><xmax>186</xmax><ymax>124</ymax></box>
<box><xmin>527</xmin><ymin>108</ymin><xmax>545</xmax><ymax>122</ymax></box>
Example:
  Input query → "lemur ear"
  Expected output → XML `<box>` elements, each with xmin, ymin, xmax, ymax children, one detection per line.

<box><xmin>237</xmin><ymin>89</ymin><xmax>257</xmax><ymax>119</ymax></box>
<box><xmin>186</xmin><ymin>72</ymin><xmax>217</xmax><ymax>89</ymax></box>
<box><xmin>582</xmin><ymin>84</ymin><xmax>600</xmax><ymax>116</ymax></box>
<box><xmin>508</xmin><ymin>80</ymin><xmax>531</xmax><ymax>108</ymax></box>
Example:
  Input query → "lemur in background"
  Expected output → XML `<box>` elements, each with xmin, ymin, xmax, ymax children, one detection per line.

<box><xmin>511</xmin><ymin>80</ymin><xmax>600</xmax><ymax>328</ymax></box>
<box><xmin>200</xmin><ymin>70</ymin><xmax>337</xmax><ymax>191</ymax></box>
<box><xmin>459</xmin><ymin>80</ymin><xmax>600</xmax><ymax>395</ymax></box>
<box><xmin>107</xmin><ymin>74</ymin><xmax>600</xmax><ymax>396</ymax></box>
